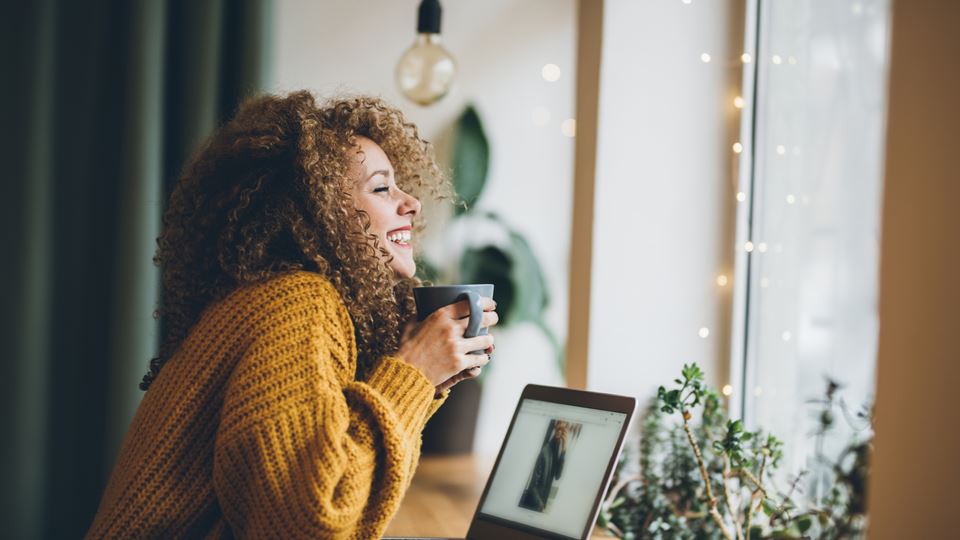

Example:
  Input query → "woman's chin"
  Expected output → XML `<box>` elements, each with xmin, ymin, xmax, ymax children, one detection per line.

<box><xmin>390</xmin><ymin>261</ymin><xmax>416</xmax><ymax>280</ymax></box>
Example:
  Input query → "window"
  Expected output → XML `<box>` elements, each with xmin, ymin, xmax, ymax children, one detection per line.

<box><xmin>730</xmin><ymin>0</ymin><xmax>891</xmax><ymax>481</ymax></box>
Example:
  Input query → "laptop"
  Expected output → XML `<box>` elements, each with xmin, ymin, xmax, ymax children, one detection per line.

<box><xmin>389</xmin><ymin>383</ymin><xmax>636</xmax><ymax>540</ymax></box>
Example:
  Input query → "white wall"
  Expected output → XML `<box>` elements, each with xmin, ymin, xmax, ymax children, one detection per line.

<box><xmin>271</xmin><ymin>0</ymin><xmax>576</xmax><ymax>456</ymax></box>
<box><xmin>585</xmin><ymin>0</ymin><xmax>740</xmax><ymax>400</ymax></box>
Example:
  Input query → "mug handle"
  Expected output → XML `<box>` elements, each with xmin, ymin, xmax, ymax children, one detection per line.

<box><xmin>458</xmin><ymin>291</ymin><xmax>483</xmax><ymax>338</ymax></box>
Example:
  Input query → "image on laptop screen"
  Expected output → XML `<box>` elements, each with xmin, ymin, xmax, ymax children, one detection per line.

<box><xmin>477</xmin><ymin>399</ymin><xmax>628</xmax><ymax>538</ymax></box>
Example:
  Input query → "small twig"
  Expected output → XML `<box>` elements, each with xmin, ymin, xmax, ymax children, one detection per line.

<box><xmin>770</xmin><ymin>474</ymin><xmax>804</xmax><ymax>527</ymax></box>
<box><xmin>681</xmin><ymin>408</ymin><xmax>735</xmax><ymax>540</ymax></box>
<box><xmin>744</xmin><ymin>490</ymin><xmax>763</xmax><ymax>540</ymax></box>
<box><xmin>736</xmin><ymin>467</ymin><xmax>769</xmax><ymax>499</ymax></box>
<box><xmin>598</xmin><ymin>474</ymin><xmax>641</xmax><ymax>538</ymax></box>
<box><xmin>666</xmin><ymin>501</ymin><xmax>707</xmax><ymax>520</ymax></box>
<box><xmin>721</xmin><ymin>456</ymin><xmax>744</xmax><ymax>540</ymax></box>
<box><xmin>602</xmin><ymin>474</ymin><xmax>642</xmax><ymax>510</ymax></box>
<box><xmin>744</xmin><ymin>454</ymin><xmax>768</xmax><ymax>540</ymax></box>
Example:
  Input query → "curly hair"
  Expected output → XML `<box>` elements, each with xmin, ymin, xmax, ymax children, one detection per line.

<box><xmin>139</xmin><ymin>90</ymin><xmax>452</xmax><ymax>391</ymax></box>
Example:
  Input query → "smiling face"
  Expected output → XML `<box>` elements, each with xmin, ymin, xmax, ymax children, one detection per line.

<box><xmin>350</xmin><ymin>136</ymin><xmax>422</xmax><ymax>279</ymax></box>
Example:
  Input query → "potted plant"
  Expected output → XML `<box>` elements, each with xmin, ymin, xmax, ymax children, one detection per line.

<box><xmin>418</xmin><ymin>105</ymin><xmax>562</xmax><ymax>454</ymax></box>
<box><xmin>599</xmin><ymin>364</ymin><xmax>872</xmax><ymax>539</ymax></box>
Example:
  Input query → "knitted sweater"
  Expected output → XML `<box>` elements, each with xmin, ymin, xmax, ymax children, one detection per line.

<box><xmin>85</xmin><ymin>271</ymin><xmax>447</xmax><ymax>539</ymax></box>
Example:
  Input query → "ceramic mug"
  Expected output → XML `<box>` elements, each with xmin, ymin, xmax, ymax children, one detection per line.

<box><xmin>413</xmin><ymin>284</ymin><xmax>494</xmax><ymax>355</ymax></box>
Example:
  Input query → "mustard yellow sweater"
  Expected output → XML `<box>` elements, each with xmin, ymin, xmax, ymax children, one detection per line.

<box><xmin>86</xmin><ymin>271</ymin><xmax>447</xmax><ymax>539</ymax></box>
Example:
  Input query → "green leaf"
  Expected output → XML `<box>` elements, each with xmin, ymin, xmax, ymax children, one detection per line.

<box><xmin>451</xmin><ymin>105</ymin><xmax>489</xmax><ymax>214</ymax></box>
<box><xmin>596</xmin><ymin>512</ymin><xmax>608</xmax><ymax>528</ymax></box>
<box><xmin>762</xmin><ymin>498</ymin><xmax>778</xmax><ymax>516</ymax></box>
<box><xmin>504</xmin><ymin>225</ymin><xmax>549</xmax><ymax>323</ymax></box>
<box><xmin>796</xmin><ymin>515</ymin><xmax>813</xmax><ymax>533</ymax></box>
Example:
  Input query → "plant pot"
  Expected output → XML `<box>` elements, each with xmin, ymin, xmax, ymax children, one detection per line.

<box><xmin>420</xmin><ymin>377</ymin><xmax>481</xmax><ymax>455</ymax></box>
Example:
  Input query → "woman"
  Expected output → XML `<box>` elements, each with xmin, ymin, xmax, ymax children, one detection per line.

<box><xmin>519</xmin><ymin>420</ymin><xmax>568</xmax><ymax>512</ymax></box>
<box><xmin>85</xmin><ymin>91</ymin><xmax>497</xmax><ymax>539</ymax></box>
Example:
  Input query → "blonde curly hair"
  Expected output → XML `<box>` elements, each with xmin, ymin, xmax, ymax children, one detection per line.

<box><xmin>140</xmin><ymin>90</ymin><xmax>451</xmax><ymax>390</ymax></box>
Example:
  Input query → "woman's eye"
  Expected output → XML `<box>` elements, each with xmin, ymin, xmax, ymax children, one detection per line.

<box><xmin>373</xmin><ymin>186</ymin><xmax>389</xmax><ymax>194</ymax></box>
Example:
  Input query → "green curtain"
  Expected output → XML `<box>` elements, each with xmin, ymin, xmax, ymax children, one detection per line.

<box><xmin>0</xmin><ymin>1</ymin><xmax>273</xmax><ymax>537</ymax></box>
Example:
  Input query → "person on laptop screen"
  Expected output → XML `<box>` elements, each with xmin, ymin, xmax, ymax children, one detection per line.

<box><xmin>85</xmin><ymin>91</ymin><xmax>498</xmax><ymax>539</ymax></box>
<box><xmin>519</xmin><ymin>420</ymin><xmax>581</xmax><ymax>512</ymax></box>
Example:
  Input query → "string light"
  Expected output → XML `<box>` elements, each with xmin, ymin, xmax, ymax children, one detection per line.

<box><xmin>782</xmin><ymin>331</ymin><xmax>792</xmax><ymax>342</ymax></box>
<box><xmin>760</xmin><ymin>277</ymin><xmax>770</xmax><ymax>288</ymax></box>
<box><xmin>776</xmin><ymin>144</ymin><xmax>786</xmax><ymax>155</ymax></box>
<box><xmin>788</xmin><ymin>56</ymin><xmax>797</xmax><ymax>65</ymax></box>
<box><xmin>716</xmin><ymin>274</ymin><xmax>729</xmax><ymax>287</ymax></box>
<box><xmin>744</xmin><ymin>241</ymin><xmax>755</xmax><ymax>252</ymax></box>
<box><xmin>682</xmin><ymin>0</ymin><xmax>693</xmax><ymax>4</ymax></box>
<box><xmin>722</xmin><ymin>384</ymin><xmax>733</xmax><ymax>396</ymax></box>
<box><xmin>541</xmin><ymin>63</ymin><xmax>561</xmax><ymax>82</ymax></box>
<box><xmin>733</xmin><ymin>142</ymin><xmax>743</xmax><ymax>153</ymax></box>
<box><xmin>772</xmin><ymin>54</ymin><xmax>783</xmax><ymax>65</ymax></box>
<box><xmin>741</xmin><ymin>53</ymin><xmax>752</xmax><ymax>63</ymax></box>
<box><xmin>757</xmin><ymin>242</ymin><xmax>768</xmax><ymax>253</ymax></box>
<box><xmin>786</xmin><ymin>194</ymin><xmax>797</xmax><ymax>204</ymax></box>
<box><xmin>736</xmin><ymin>191</ymin><xmax>747</xmax><ymax>202</ymax></box>
<box><xmin>734</xmin><ymin>96</ymin><xmax>745</xmax><ymax>108</ymax></box>
<box><xmin>561</xmin><ymin>118</ymin><xmax>576</xmax><ymax>137</ymax></box>
<box><xmin>698</xmin><ymin>327</ymin><xmax>710</xmax><ymax>338</ymax></box>
<box><xmin>701</xmin><ymin>53</ymin><xmax>712</xmax><ymax>63</ymax></box>
<box><xmin>753</xmin><ymin>386</ymin><xmax>763</xmax><ymax>396</ymax></box>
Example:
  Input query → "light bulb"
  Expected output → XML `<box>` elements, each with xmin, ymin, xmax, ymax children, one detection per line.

<box><xmin>396</xmin><ymin>0</ymin><xmax>456</xmax><ymax>106</ymax></box>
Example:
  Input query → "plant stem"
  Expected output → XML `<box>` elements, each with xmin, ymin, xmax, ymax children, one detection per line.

<box><xmin>737</xmin><ymin>468</ymin><xmax>769</xmax><ymax>499</ymax></box>
<box><xmin>721</xmin><ymin>456</ymin><xmax>745</xmax><ymax>540</ymax></box>
<box><xmin>744</xmin><ymin>491</ymin><xmax>760</xmax><ymax>540</ymax></box>
<box><xmin>744</xmin><ymin>455</ymin><xmax>767</xmax><ymax>540</ymax></box>
<box><xmin>681</xmin><ymin>408</ymin><xmax>734</xmax><ymax>540</ymax></box>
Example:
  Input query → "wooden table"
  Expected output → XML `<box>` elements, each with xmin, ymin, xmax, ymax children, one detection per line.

<box><xmin>385</xmin><ymin>455</ymin><xmax>615</xmax><ymax>539</ymax></box>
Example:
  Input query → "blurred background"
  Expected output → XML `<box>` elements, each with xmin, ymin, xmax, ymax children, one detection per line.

<box><xmin>1</xmin><ymin>1</ymin><xmax>956</xmax><ymax>539</ymax></box>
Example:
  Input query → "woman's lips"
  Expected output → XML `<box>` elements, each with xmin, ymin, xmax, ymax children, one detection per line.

<box><xmin>386</xmin><ymin>226</ymin><xmax>412</xmax><ymax>249</ymax></box>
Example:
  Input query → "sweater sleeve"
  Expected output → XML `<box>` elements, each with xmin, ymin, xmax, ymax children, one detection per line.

<box><xmin>212</xmin><ymin>288</ymin><xmax>438</xmax><ymax>539</ymax></box>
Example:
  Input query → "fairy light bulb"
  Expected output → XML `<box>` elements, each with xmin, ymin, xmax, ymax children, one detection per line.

<box><xmin>396</xmin><ymin>0</ymin><xmax>456</xmax><ymax>106</ymax></box>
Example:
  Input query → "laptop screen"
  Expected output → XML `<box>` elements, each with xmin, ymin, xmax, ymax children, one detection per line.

<box><xmin>477</xmin><ymin>398</ymin><xmax>628</xmax><ymax>539</ymax></box>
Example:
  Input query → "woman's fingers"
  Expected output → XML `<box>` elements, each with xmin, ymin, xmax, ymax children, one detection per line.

<box><xmin>459</xmin><ymin>334</ymin><xmax>494</xmax><ymax>355</ymax></box>
<box><xmin>452</xmin><ymin>310</ymin><xmax>499</xmax><ymax>330</ymax></box>
<box><xmin>442</xmin><ymin>297</ymin><xmax>497</xmax><ymax>319</ymax></box>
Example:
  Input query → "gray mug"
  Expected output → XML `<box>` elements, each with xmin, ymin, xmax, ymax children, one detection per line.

<box><xmin>413</xmin><ymin>284</ymin><xmax>494</xmax><ymax>355</ymax></box>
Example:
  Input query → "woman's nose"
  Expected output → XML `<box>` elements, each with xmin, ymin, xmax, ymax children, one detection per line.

<box><xmin>400</xmin><ymin>191</ymin><xmax>421</xmax><ymax>216</ymax></box>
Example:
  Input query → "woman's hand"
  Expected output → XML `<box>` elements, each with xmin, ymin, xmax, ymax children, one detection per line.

<box><xmin>397</xmin><ymin>297</ymin><xmax>498</xmax><ymax>391</ymax></box>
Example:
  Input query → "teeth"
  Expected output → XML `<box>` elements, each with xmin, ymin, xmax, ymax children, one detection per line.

<box><xmin>387</xmin><ymin>230</ymin><xmax>411</xmax><ymax>244</ymax></box>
